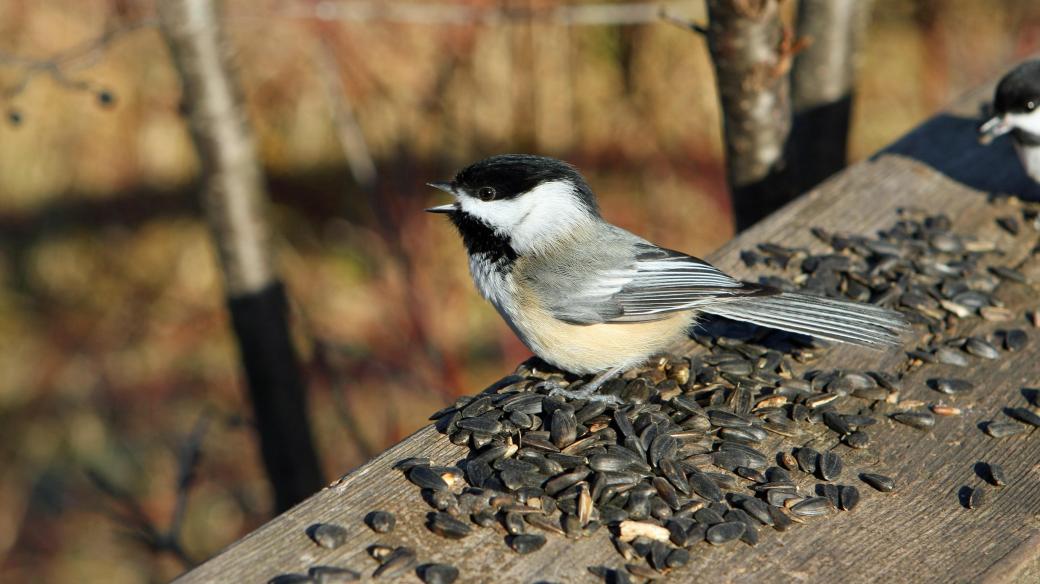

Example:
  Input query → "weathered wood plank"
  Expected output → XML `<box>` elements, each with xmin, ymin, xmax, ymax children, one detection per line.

<box><xmin>177</xmin><ymin>76</ymin><xmax>1040</xmax><ymax>583</ymax></box>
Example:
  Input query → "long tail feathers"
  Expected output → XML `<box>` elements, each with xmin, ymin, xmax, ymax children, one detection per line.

<box><xmin>704</xmin><ymin>292</ymin><xmax>911</xmax><ymax>347</ymax></box>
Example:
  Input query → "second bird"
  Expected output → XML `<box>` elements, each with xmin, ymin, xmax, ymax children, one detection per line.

<box><xmin>427</xmin><ymin>155</ymin><xmax>908</xmax><ymax>401</ymax></box>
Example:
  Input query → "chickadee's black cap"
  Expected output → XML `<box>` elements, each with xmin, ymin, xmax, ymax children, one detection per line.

<box><xmin>994</xmin><ymin>60</ymin><xmax>1040</xmax><ymax>115</ymax></box>
<box><xmin>453</xmin><ymin>154</ymin><xmax>600</xmax><ymax>214</ymax></box>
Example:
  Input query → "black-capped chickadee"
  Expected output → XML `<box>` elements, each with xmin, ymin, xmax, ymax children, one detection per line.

<box><xmin>979</xmin><ymin>60</ymin><xmax>1040</xmax><ymax>182</ymax></box>
<box><xmin>427</xmin><ymin>155</ymin><xmax>908</xmax><ymax>402</ymax></box>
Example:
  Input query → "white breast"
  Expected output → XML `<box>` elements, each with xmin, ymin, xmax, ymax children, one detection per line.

<box><xmin>1014</xmin><ymin>142</ymin><xmax>1040</xmax><ymax>182</ymax></box>
<box><xmin>468</xmin><ymin>253</ymin><xmax>526</xmax><ymax>334</ymax></box>
<box><xmin>468</xmin><ymin>252</ymin><xmax>695</xmax><ymax>374</ymax></box>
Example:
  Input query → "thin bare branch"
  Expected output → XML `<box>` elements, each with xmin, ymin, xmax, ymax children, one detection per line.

<box><xmin>275</xmin><ymin>1</ymin><xmax>702</xmax><ymax>26</ymax></box>
<box><xmin>0</xmin><ymin>20</ymin><xmax>154</xmax><ymax>102</ymax></box>
<box><xmin>311</xmin><ymin>34</ymin><xmax>377</xmax><ymax>190</ymax></box>
<box><xmin>87</xmin><ymin>411</ymin><xmax>213</xmax><ymax>569</ymax></box>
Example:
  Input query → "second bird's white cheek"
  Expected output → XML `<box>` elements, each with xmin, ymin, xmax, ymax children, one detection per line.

<box><xmin>1010</xmin><ymin>109</ymin><xmax>1040</xmax><ymax>135</ymax></box>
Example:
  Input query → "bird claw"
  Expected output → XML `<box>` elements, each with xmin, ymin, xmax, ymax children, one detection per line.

<box><xmin>544</xmin><ymin>382</ymin><xmax>623</xmax><ymax>405</ymax></box>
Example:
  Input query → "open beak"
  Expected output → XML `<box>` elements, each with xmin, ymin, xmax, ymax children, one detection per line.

<box><xmin>978</xmin><ymin>115</ymin><xmax>1012</xmax><ymax>145</ymax></box>
<box><xmin>425</xmin><ymin>181</ymin><xmax>458</xmax><ymax>214</ymax></box>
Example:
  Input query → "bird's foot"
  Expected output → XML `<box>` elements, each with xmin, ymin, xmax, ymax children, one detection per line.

<box><xmin>540</xmin><ymin>365</ymin><xmax>628</xmax><ymax>405</ymax></box>
<box><xmin>545</xmin><ymin>381</ymin><xmax>623</xmax><ymax>405</ymax></box>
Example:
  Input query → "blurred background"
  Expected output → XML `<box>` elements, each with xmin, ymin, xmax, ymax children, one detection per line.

<box><xmin>0</xmin><ymin>0</ymin><xmax>1038</xmax><ymax>581</ymax></box>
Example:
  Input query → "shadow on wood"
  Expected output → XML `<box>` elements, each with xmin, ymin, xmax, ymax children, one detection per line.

<box><xmin>879</xmin><ymin>112</ymin><xmax>1040</xmax><ymax>199</ymax></box>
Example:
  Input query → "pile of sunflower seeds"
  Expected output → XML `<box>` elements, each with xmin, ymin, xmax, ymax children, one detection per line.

<box><xmin>395</xmin><ymin>211</ymin><xmax>1036</xmax><ymax>581</ymax></box>
<box><xmin>272</xmin><ymin>209</ymin><xmax>1036</xmax><ymax>583</ymax></box>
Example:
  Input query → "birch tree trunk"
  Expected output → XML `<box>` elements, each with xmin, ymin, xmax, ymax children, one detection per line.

<box><xmin>157</xmin><ymin>0</ymin><xmax>323</xmax><ymax>512</ymax></box>
<box><xmin>705</xmin><ymin>0</ymin><xmax>793</xmax><ymax>231</ymax></box>
<box><xmin>789</xmin><ymin>0</ymin><xmax>873</xmax><ymax>192</ymax></box>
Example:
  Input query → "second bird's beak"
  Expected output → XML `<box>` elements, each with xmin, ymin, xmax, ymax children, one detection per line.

<box><xmin>425</xmin><ymin>181</ymin><xmax>457</xmax><ymax>214</ymax></box>
<box><xmin>978</xmin><ymin>115</ymin><xmax>1012</xmax><ymax>145</ymax></box>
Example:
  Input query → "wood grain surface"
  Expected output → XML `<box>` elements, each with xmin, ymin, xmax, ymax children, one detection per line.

<box><xmin>176</xmin><ymin>78</ymin><xmax>1040</xmax><ymax>584</ymax></box>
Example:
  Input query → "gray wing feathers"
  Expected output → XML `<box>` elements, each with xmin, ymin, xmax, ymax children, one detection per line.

<box><xmin>704</xmin><ymin>292</ymin><xmax>909</xmax><ymax>346</ymax></box>
<box><xmin>538</xmin><ymin>227</ymin><xmax>908</xmax><ymax>347</ymax></box>
<box><xmin>543</xmin><ymin>232</ymin><xmax>763</xmax><ymax>324</ymax></box>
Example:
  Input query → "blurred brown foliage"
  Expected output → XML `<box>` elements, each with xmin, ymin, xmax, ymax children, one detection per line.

<box><xmin>0</xmin><ymin>0</ymin><xmax>1037</xmax><ymax>581</ymax></box>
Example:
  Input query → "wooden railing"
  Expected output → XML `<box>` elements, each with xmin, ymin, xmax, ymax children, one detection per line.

<box><xmin>176</xmin><ymin>69</ymin><xmax>1040</xmax><ymax>584</ymax></box>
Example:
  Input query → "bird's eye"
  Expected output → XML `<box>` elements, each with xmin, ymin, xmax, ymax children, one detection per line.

<box><xmin>477</xmin><ymin>186</ymin><xmax>496</xmax><ymax>201</ymax></box>
<box><xmin>1028</xmin><ymin>100</ymin><xmax>1037</xmax><ymax>111</ymax></box>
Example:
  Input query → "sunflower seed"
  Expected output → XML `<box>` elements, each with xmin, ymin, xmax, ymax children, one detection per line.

<box><xmin>737</xmin><ymin>497</ymin><xmax>774</xmax><ymax>526</ymax></box>
<box><xmin>502</xmin><ymin>394</ymin><xmax>543</xmax><ymax>414</ymax></box>
<box><xmin>613</xmin><ymin>410</ymin><xmax>636</xmax><ymax>438</ymax></box>
<box><xmin>985</xmin><ymin>421</ymin><xmax>1026</xmax><ymax>438</ymax></box>
<box><xmin>822</xmin><ymin>411</ymin><xmax>852</xmax><ymax>436</ymax></box>
<box><xmin>525</xmin><ymin>513</ymin><xmax>566</xmax><ymax>536</ymax></box>
<box><xmin>791</xmin><ymin>497</ymin><xmax>833</xmax><ymax>517</ymax></box>
<box><xmin>550</xmin><ymin>408</ymin><xmax>578</xmax><ymax>448</ymax></box>
<box><xmin>308</xmin><ymin>523</ymin><xmax>347</xmax><ymax>549</ymax></box>
<box><xmin>1006</xmin><ymin>408</ymin><xmax>1040</xmax><ymax>427</ymax></box>
<box><xmin>1005</xmin><ymin>329</ymin><xmax>1029</xmax><ymax>351</ymax></box>
<box><xmin>860</xmin><ymin>473</ymin><xmax>895</xmax><ymax>492</ymax></box>
<box><xmin>420</xmin><ymin>564</ymin><xmax>459</xmax><ymax>584</ymax></box>
<box><xmin>986</xmin><ymin>463</ymin><xmax>1007</xmax><ymax>486</ymax></box>
<box><xmin>373</xmin><ymin>547</ymin><xmax>416</xmax><ymax>579</ymax></box>
<box><xmin>843</xmin><ymin>430</ymin><xmax>870</xmax><ymax>449</ymax></box>
<box><xmin>456</xmin><ymin>416</ymin><xmax>503</xmax><ymax>434</ymax></box>
<box><xmin>545</xmin><ymin>469</ymin><xmax>590</xmax><ymax>496</ymax></box>
<box><xmin>935</xmin><ymin>347</ymin><xmax>970</xmax><ymax>366</ymax></box>
<box><xmin>818</xmin><ymin>483</ymin><xmax>840</xmax><ymax>507</ymax></box>
<box><xmin>694</xmin><ymin>507</ymin><xmax>726</xmax><ymax>525</ymax></box>
<box><xmin>827</xmin><ymin>484</ymin><xmax>853</xmax><ymax>512</ymax></box>
<box><xmin>818</xmin><ymin>452</ymin><xmax>843</xmax><ymax>481</ymax></box>
<box><xmin>892</xmin><ymin>411</ymin><xmax>935</xmax><ymax>430</ymax></box>
<box><xmin>426</xmin><ymin>512</ymin><xmax>470</xmax><ymax>539</ymax></box>
<box><xmin>590</xmin><ymin>454</ymin><xmax>634</xmax><ymax>473</ymax></box>
<box><xmin>930</xmin><ymin>378</ymin><xmax>974</xmax><ymax>394</ymax></box>
<box><xmin>659</xmin><ymin>458</ymin><xmax>690</xmax><ymax>495</ymax></box>
<box><xmin>461</xmin><ymin>396</ymin><xmax>493</xmax><ymax>417</ymax></box>
<box><xmin>965</xmin><ymin>337</ymin><xmax>1001</xmax><ymax>359</ymax></box>
<box><xmin>649</xmin><ymin>434</ymin><xmax>679</xmax><ymax>467</ymax></box>
<box><xmin>756</xmin><ymin>465</ymin><xmax>785</xmax><ymax>483</ymax></box>
<box><xmin>796</xmin><ymin>448</ymin><xmax>819</xmax><ymax>474</ymax></box>
<box><xmin>509</xmin><ymin>533</ymin><xmax>546</xmax><ymax>554</ymax></box>
<box><xmin>705</xmin><ymin>521</ymin><xmax>746</xmax><ymax>545</ymax></box>
<box><xmin>409</xmin><ymin>466</ymin><xmax>450</xmax><ymax>492</ymax></box>
<box><xmin>667</xmin><ymin>547</ymin><xmax>690</xmax><ymax>568</ymax></box>
<box><xmin>365</xmin><ymin>511</ymin><xmax>395</xmax><ymax>534</ymax></box>
<box><xmin>989</xmin><ymin>265</ymin><xmax>1027</xmax><ymax>283</ymax></box>
<box><xmin>967</xmin><ymin>486</ymin><xmax>985</xmax><ymax>509</ymax></box>
<box><xmin>309</xmin><ymin>566</ymin><xmax>360</xmax><ymax>583</ymax></box>
<box><xmin>708</xmin><ymin>409</ymin><xmax>751</xmax><ymax>428</ymax></box>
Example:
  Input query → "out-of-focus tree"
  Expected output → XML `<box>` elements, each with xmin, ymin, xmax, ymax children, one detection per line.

<box><xmin>697</xmin><ymin>0</ymin><xmax>874</xmax><ymax>230</ymax></box>
<box><xmin>157</xmin><ymin>0</ymin><xmax>323</xmax><ymax>512</ymax></box>
<box><xmin>789</xmin><ymin>0</ymin><xmax>874</xmax><ymax>194</ymax></box>
<box><xmin>704</xmin><ymin>0</ymin><xmax>794</xmax><ymax>231</ymax></box>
